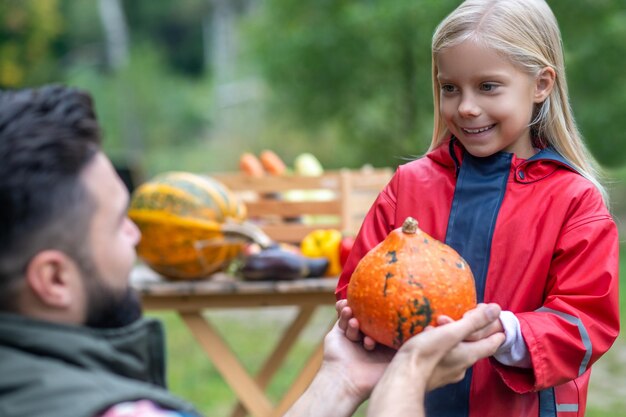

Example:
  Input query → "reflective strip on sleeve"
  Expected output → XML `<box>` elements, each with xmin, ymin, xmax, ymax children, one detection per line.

<box><xmin>556</xmin><ymin>403</ymin><xmax>579</xmax><ymax>413</ymax></box>
<box><xmin>537</xmin><ymin>307</ymin><xmax>592</xmax><ymax>376</ymax></box>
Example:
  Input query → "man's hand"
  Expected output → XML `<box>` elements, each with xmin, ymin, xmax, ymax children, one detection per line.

<box><xmin>416</xmin><ymin>304</ymin><xmax>505</xmax><ymax>390</ymax></box>
<box><xmin>437</xmin><ymin>308</ymin><xmax>504</xmax><ymax>343</ymax></box>
<box><xmin>323</xmin><ymin>300</ymin><xmax>395</xmax><ymax>401</ymax></box>
<box><xmin>366</xmin><ymin>303</ymin><xmax>505</xmax><ymax>417</ymax></box>
<box><xmin>282</xmin><ymin>301</ymin><xmax>396</xmax><ymax>417</ymax></box>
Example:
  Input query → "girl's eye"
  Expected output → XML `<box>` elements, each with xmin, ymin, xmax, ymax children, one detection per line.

<box><xmin>441</xmin><ymin>84</ymin><xmax>457</xmax><ymax>93</ymax></box>
<box><xmin>480</xmin><ymin>83</ymin><xmax>498</xmax><ymax>92</ymax></box>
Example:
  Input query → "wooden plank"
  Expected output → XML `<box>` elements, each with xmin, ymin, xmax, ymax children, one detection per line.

<box><xmin>260</xmin><ymin>224</ymin><xmax>340</xmax><ymax>244</ymax></box>
<box><xmin>140</xmin><ymin>291</ymin><xmax>336</xmax><ymax>311</ymax></box>
<box><xmin>349</xmin><ymin>169</ymin><xmax>393</xmax><ymax>188</ymax></box>
<box><xmin>211</xmin><ymin>169</ymin><xmax>393</xmax><ymax>244</ymax></box>
<box><xmin>246</xmin><ymin>200</ymin><xmax>342</xmax><ymax>217</ymax></box>
<box><xmin>131</xmin><ymin>266</ymin><xmax>338</xmax><ymax>295</ymax></box>
<box><xmin>341</xmin><ymin>169</ymin><xmax>391</xmax><ymax>235</ymax></box>
<box><xmin>214</xmin><ymin>174</ymin><xmax>342</xmax><ymax>193</ymax></box>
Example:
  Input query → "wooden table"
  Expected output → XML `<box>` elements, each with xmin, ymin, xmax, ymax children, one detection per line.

<box><xmin>131</xmin><ymin>265</ymin><xmax>338</xmax><ymax>417</ymax></box>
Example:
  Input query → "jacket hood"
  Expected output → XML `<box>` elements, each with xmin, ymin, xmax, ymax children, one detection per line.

<box><xmin>426</xmin><ymin>137</ymin><xmax>580</xmax><ymax>184</ymax></box>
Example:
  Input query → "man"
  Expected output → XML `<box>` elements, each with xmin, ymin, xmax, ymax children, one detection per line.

<box><xmin>0</xmin><ymin>85</ymin><xmax>504</xmax><ymax>417</ymax></box>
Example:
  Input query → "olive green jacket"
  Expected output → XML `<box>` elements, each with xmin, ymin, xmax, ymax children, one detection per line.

<box><xmin>0</xmin><ymin>313</ymin><xmax>201</xmax><ymax>417</ymax></box>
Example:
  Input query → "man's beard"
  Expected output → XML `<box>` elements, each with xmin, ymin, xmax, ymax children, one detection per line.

<box><xmin>84</xmin><ymin>273</ymin><xmax>143</xmax><ymax>329</ymax></box>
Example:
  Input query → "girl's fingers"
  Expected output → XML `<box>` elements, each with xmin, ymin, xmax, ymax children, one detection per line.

<box><xmin>335</xmin><ymin>298</ymin><xmax>378</xmax><ymax>350</ymax></box>
<box><xmin>337</xmin><ymin>305</ymin><xmax>352</xmax><ymax>332</ymax></box>
<box><xmin>335</xmin><ymin>299</ymin><xmax>348</xmax><ymax>316</ymax></box>
<box><xmin>363</xmin><ymin>335</ymin><xmax>377</xmax><ymax>351</ymax></box>
<box><xmin>346</xmin><ymin>317</ymin><xmax>363</xmax><ymax>342</ymax></box>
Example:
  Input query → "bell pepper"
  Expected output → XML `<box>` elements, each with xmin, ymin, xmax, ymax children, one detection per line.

<box><xmin>300</xmin><ymin>229</ymin><xmax>343</xmax><ymax>276</ymax></box>
<box><xmin>339</xmin><ymin>236</ymin><xmax>355</xmax><ymax>268</ymax></box>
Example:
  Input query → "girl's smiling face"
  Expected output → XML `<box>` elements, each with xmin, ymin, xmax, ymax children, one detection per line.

<box><xmin>436</xmin><ymin>39</ymin><xmax>552</xmax><ymax>159</ymax></box>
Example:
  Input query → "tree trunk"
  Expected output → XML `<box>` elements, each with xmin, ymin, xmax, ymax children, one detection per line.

<box><xmin>98</xmin><ymin>0</ymin><xmax>130</xmax><ymax>71</ymax></box>
<box><xmin>209</xmin><ymin>0</ymin><xmax>238</xmax><ymax>83</ymax></box>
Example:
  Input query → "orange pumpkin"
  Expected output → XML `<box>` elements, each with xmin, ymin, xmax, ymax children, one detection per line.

<box><xmin>347</xmin><ymin>217</ymin><xmax>477</xmax><ymax>349</ymax></box>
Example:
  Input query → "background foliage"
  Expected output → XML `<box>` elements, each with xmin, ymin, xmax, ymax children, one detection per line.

<box><xmin>0</xmin><ymin>0</ymin><xmax>64</xmax><ymax>86</ymax></box>
<box><xmin>1</xmin><ymin>0</ymin><xmax>625</xmax><ymax>172</ymax></box>
<box><xmin>245</xmin><ymin>0</ymin><xmax>626</xmax><ymax>167</ymax></box>
<box><xmin>244</xmin><ymin>0</ymin><xmax>456</xmax><ymax>166</ymax></box>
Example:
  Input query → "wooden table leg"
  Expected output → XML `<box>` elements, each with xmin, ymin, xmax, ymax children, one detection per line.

<box><xmin>179</xmin><ymin>312</ymin><xmax>273</xmax><ymax>417</ymax></box>
<box><xmin>270</xmin><ymin>339</ymin><xmax>326</xmax><ymax>417</ymax></box>
<box><xmin>229</xmin><ymin>306</ymin><xmax>317</xmax><ymax>417</ymax></box>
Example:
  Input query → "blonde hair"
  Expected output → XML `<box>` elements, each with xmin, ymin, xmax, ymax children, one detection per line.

<box><xmin>429</xmin><ymin>0</ymin><xmax>608</xmax><ymax>201</ymax></box>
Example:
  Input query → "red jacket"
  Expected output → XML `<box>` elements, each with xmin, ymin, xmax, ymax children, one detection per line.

<box><xmin>336</xmin><ymin>139</ymin><xmax>619</xmax><ymax>417</ymax></box>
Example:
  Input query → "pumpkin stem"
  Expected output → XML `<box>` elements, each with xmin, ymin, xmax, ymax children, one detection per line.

<box><xmin>221</xmin><ymin>221</ymin><xmax>274</xmax><ymax>248</ymax></box>
<box><xmin>401</xmin><ymin>217</ymin><xmax>419</xmax><ymax>234</ymax></box>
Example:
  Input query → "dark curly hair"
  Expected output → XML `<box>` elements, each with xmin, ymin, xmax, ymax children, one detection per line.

<box><xmin>0</xmin><ymin>85</ymin><xmax>102</xmax><ymax>311</ymax></box>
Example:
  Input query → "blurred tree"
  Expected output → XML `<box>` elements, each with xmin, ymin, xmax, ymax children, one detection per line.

<box><xmin>121</xmin><ymin>0</ymin><xmax>255</xmax><ymax>82</ymax></box>
<box><xmin>66</xmin><ymin>44</ymin><xmax>212</xmax><ymax>163</ymax></box>
<box><xmin>2</xmin><ymin>0</ymin><xmax>624</xmax><ymax>170</ymax></box>
<box><xmin>551</xmin><ymin>0</ymin><xmax>626</xmax><ymax>167</ymax></box>
<box><xmin>98</xmin><ymin>0</ymin><xmax>130</xmax><ymax>71</ymax></box>
<box><xmin>123</xmin><ymin>0</ymin><xmax>210</xmax><ymax>77</ymax></box>
<box><xmin>0</xmin><ymin>0</ymin><xmax>64</xmax><ymax>87</ymax></box>
<box><xmin>209</xmin><ymin>0</ymin><xmax>256</xmax><ymax>83</ymax></box>
<box><xmin>244</xmin><ymin>0</ymin><xmax>626</xmax><ymax>168</ymax></box>
<box><xmin>245</xmin><ymin>0</ymin><xmax>459</xmax><ymax>167</ymax></box>
<box><xmin>0</xmin><ymin>0</ymin><xmax>215</xmax><ymax>176</ymax></box>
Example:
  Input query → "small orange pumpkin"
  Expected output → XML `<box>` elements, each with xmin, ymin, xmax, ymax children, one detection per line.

<box><xmin>347</xmin><ymin>217</ymin><xmax>477</xmax><ymax>349</ymax></box>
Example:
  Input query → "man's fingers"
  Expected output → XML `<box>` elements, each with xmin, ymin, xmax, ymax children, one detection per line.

<box><xmin>449</xmin><ymin>370</ymin><xmax>467</xmax><ymax>385</ymax></box>
<box><xmin>462</xmin><ymin>332</ymin><xmax>506</xmax><ymax>363</ymax></box>
<box><xmin>456</xmin><ymin>303</ymin><xmax>501</xmax><ymax>336</ymax></box>
<box><xmin>446</xmin><ymin>332</ymin><xmax>504</xmax><ymax>368</ymax></box>
<box><xmin>414</xmin><ymin>304</ymin><xmax>502</xmax><ymax>353</ymax></box>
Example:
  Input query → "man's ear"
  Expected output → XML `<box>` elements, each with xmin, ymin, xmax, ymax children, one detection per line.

<box><xmin>25</xmin><ymin>250</ymin><xmax>81</xmax><ymax>308</ymax></box>
<box><xmin>534</xmin><ymin>66</ymin><xmax>556</xmax><ymax>103</ymax></box>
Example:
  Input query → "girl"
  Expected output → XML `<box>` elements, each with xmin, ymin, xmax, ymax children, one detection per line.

<box><xmin>336</xmin><ymin>1</ymin><xmax>620</xmax><ymax>416</ymax></box>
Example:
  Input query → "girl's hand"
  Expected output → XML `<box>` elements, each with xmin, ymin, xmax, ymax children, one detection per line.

<box><xmin>336</xmin><ymin>299</ymin><xmax>378</xmax><ymax>350</ymax></box>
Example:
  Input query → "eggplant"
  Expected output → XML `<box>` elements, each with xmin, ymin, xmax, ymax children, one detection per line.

<box><xmin>240</xmin><ymin>247</ymin><xmax>329</xmax><ymax>281</ymax></box>
<box><xmin>303</xmin><ymin>257</ymin><xmax>330</xmax><ymax>278</ymax></box>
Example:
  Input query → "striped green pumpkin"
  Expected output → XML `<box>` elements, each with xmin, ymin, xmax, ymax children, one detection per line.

<box><xmin>129</xmin><ymin>172</ymin><xmax>251</xmax><ymax>280</ymax></box>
